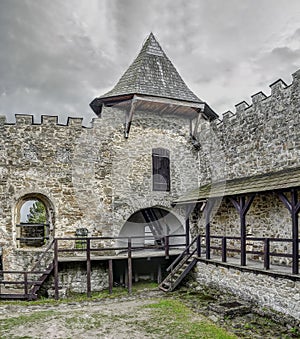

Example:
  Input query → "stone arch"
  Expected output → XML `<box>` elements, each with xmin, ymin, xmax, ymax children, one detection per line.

<box><xmin>15</xmin><ymin>193</ymin><xmax>55</xmax><ymax>248</ymax></box>
<box><xmin>117</xmin><ymin>206</ymin><xmax>185</xmax><ymax>249</ymax></box>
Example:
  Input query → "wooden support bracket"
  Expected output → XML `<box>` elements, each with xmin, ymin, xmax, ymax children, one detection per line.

<box><xmin>276</xmin><ymin>189</ymin><xmax>299</xmax><ymax>274</ymax></box>
<box><xmin>229</xmin><ymin>194</ymin><xmax>255</xmax><ymax>266</ymax></box>
<box><xmin>124</xmin><ymin>96</ymin><xmax>137</xmax><ymax>138</ymax></box>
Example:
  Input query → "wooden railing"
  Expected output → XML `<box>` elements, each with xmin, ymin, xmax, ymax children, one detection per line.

<box><xmin>202</xmin><ymin>234</ymin><xmax>299</xmax><ymax>274</ymax></box>
<box><xmin>52</xmin><ymin>234</ymin><xmax>186</xmax><ymax>298</ymax></box>
<box><xmin>0</xmin><ymin>234</ymin><xmax>186</xmax><ymax>300</ymax></box>
<box><xmin>0</xmin><ymin>270</ymin><xmax>47</xmax><ymax>299</ymax></box>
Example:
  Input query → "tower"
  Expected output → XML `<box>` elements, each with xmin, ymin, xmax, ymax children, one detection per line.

<box><xmin>90</xmin><ymin>33</ymin><xmax>218</xmax><ymax>138</ymax></box>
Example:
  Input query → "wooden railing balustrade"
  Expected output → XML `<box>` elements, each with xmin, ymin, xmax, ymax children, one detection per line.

<box><xmin>205</xmin><ymin>235</ymin><xmax>299</xmax><ymax>273</ymax></box>
<box><xmin>1</xmin><ymin>232</ymin><xmax>299</xmax><ymax>300</ymax></box>
<box><xmin>0</xmin><ymin>234</ymin><xmax>186</xmax><ymax>300</ymax></box>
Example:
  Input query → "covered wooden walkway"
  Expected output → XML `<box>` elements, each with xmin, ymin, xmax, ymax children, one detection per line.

<box><xmin>174</xmin><ymin>166</ymin><xmax>300</xmax><ymax>275</ymax></box>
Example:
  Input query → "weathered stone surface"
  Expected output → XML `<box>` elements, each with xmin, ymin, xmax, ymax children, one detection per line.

<box><xmin>0</xmin><ymin>106</ymin><xmax>200</xmax><ymax>272</ymax></box>
<box><xmin>195</xmin><ymin>261</ymin><xmax>300</xmax><ymax>321</ymax></box>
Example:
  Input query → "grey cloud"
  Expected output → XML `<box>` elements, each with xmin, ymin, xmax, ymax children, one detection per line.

<box><xmin>0</xmin><ymin>0</ymin><xmax>114</xmax><ymax>124</ymax></box>
<box><xmin>1</xmin><ymin>0</ymin><xmax>300</xmax><ymax>124</ymax></box>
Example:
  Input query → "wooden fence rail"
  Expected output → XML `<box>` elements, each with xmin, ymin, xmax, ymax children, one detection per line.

<box><xmin>205</xmin><ymin>235</ymin><xmax>298</xmax><ymax>272</ymax></box>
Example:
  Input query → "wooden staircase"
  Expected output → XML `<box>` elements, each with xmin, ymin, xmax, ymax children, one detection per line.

<box><xmin>159</xmin><ymin>236</ymin><xmax>199</xmax><ymax>292</ymax></box>
<box><xmin>0</xmin><ymin>240</ymin><xmax>55</xmax><ymax>300</ymax></box>
<box><xmin>141</xmin><ymin>208</ymin><xmax>165</xmax><ymax>246</ymax></box>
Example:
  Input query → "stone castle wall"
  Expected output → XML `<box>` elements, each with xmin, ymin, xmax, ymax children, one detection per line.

<box><xmin>197</xmin><ymin>69</ymin><xmax>300</xmax><ymax>183</ymax></box>
<box><xmin>192</xmin><ymin>69</ymin><xmax>300</xmax><ymax>258</ymax></box>
<box><xmin>0</xmin><ymin>106</ymin><xmax>200</xmax><ymax>271</ymax></box>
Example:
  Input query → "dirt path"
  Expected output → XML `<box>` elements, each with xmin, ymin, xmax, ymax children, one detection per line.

<box><xmin>0</xmin><ymin>289</ymin><xmax>298</xmax><ymax>339</ymax></box>
<box><xmin>1</xmin><ymin>299</ymin><xmax>158</xmax><ymax>338</ymax></box>
<box><xmin>0</xmin><ymin>290</ymin><xmax>214</xmax><ymax>339</ymax></box>
<box><xmin>0</xmin><ymin>292</ymin><xmax>166</xmax><ymax>339</ymax></box>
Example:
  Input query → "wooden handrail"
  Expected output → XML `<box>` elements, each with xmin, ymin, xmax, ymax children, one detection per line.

<box><xmin>166</xmin><ymin>235</ymin><xmax>199</xmax><ymax>273</ymax></box>
<box><xmin>30</xmin><ymin>239</ymin><xmax>55</xmax><ymax>272</ymax></box>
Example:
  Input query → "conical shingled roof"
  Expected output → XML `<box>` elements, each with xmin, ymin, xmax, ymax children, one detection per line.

<box><xmin>90</xmin><ymin>33</ymin><xmax>216</xmax><ymax>118</ymax></box>
<box><xmin>100</xmin><ymin>33</ymin><xmax>203</xmax><ymax>103</ymax></box>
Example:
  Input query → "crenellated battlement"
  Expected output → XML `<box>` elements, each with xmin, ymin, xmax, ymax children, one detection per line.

<box><xmin>216</xmin><ymin>68</ymin><xmax>300</xmax><ymax>128</ymax></box>
<box><xmin>200</xmin><ymin>67</ymin><xmax>300</xmax><ymax>182</ymax></box>
<box><xmin>0</xmin><ymin>114</ymin><xmax>86</xmax><ymax>128</ymax></box>
<box><xmin>235</xmin><ymin>100</ymin><xmax>249</xmax><ymax>113</ymax></box>
<box><xmin>269</xmin><ymin>79</ymin><xmax>287</xmax><ymax>95</ymax></box>
<box><xmin>251</xmin><ymin>91</ymin><xmax>267</xmax><ymax>105</ymax></box>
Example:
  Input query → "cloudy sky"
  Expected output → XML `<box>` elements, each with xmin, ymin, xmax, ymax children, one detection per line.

<box><xmin>1</xmin><ymin>0</ymin><xmax>300</xmax><ymax>125</ymax></box>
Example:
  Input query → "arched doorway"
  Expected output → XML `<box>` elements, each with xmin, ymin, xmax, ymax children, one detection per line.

<box><xmin>16</xmin><ymin>193</ymin><xmax>55</xmax><ymax>248</ymax></box>
<box><xmin>114</xmin><ymin>207</ymin><xmax>185</xmax><ymax>285</ymax></box>
<box><xmin>118</xmin><ymin>207</ymin><xmax>185</xmax><ymax>249</ymax></box>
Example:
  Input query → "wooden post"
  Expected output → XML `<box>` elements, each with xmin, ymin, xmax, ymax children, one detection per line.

<box><xmin>164</xmin><ymin>236</ymin><xmax>169</xmax><ymax>258</ymax></box>
<box><xmin>128</xmin><ymin>238</ymin><xmax>132</xmax><ymax>294</ymax></box>
<box><xmin>24</xmin><ymin>272</ymin><xmax>28</xmax><ymax>297</ymax></box>
<box><xmin>108</xmin><ymin>259</ymin><xmax>113</xmax><ymax>294</ymax></box>
<box><xmin>229</xmin><ymin>194</ymin><xmax>255</xmax><ymax>266</ymax></box>
<box><xmin>222</xmin><ymin>237</ymin><xmax>227</xmax><ymax>262</ymax></box>
<box><xmin>277</xmin><ymin>189</ymin><xmax>300</xmax><ymax>274</ymax></box>
<box><xmin>197</xmin><ymin>234</ymin><xmax>201</xmax><ymax>257</ymax></box>
<box><xmin>54</xmin><ymin>239</ymin><xmax>59</xmax><ymax>300</ymax></box>
<box><xmin>185</xmin><ymin>213</ymin><xmax>190</xmax><ymax>254</ymax></box>
<box><xmin>264</xmin><ymin>238</ymin><xmax>270</xmax><ymax>270</ymax></box>
<box><xmin>86</xmin><ymin>238</ymin><xmax>91</xmax><ymax>298</ymax></box>
<box><xmin>157</xmin><ymin>263</ymin><xmax>162</xmax><ymax>284</ymax></box>
<box><xmin>204</xmin><ymin>199</ymin><xmax>215</xmax><ymax>260</ymax></box>
<box><xmin>240</xmin><ymin>197</ymin><xmax>247</xmax><ymax>266</ymax></box>
<box><xmin>291</xmin><ymin>189</ymin><xmax>299</xmax><ymax>275</ymax></box>
<box><xmin>185</xmin><ymin>204</ymin><xmax>195</xmax><ymax>254</ymax></box>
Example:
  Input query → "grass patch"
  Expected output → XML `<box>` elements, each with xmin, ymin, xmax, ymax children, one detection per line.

<box><xmin>0</xmin><ymin>310</ymin><xmax>55</xmax><ymax>332</ymax></box>
<box><xmin>0</xmin><ymin>281</ymin><xmax>158</xmax><ymax>306</ymax></box>
<box><xmin>138</xmin><ymin>299</ymin><xmax>237</xmax><ymax>339</ymax></box>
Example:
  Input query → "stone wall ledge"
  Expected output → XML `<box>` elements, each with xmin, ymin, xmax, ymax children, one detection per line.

<box><xmin>197</xmin><ymin>257</ymin><xmax>300</xmax><ymax>281</ymax></box>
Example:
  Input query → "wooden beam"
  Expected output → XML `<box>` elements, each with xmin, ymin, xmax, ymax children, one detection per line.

<box><xmin>128</xmin><ymin>238</ymin><xmax>132</xmax><ymax>294</ymax></box>
<box><xmin>86</xmin><ymin>239</ymin><xmax>91</xmax><ymax>298</ymax></box>
<box><xmin>277</xmin><ymin>192</ymin><xmax>292</xmax><ymax>212</ymax></box>
<box><xmin>134</xmin><ymin>94</ymin><xmax>205</xmax><ymax>110</ymax></box>
<box><xmin>108</xmin><ymin>259</ymin><xmax>113</xmax><ymax>294</ymax></box>
<box><xmin>193</xmin><ymin>111</ymin><xmax>201</xmax><ymax>137</ymax></box>
<box><xmin>124</xmin><ymin>96</ymin><xmax>137</xmax><ymax>138</ymax></box>
<box><xmin>204</xmin><ymin>199</ymin><xmax>215</xmax><ymax>260</ymax></box>
<box><xmin>276</xmin><ymin>189</ymin><xmax>299</xmax><ymax>274</ymax></box>
<box><xmin>229</xmin><ymin>194</ymin><xmax>255</xmax><ymax>266</ymax></box>
<box><xmin>185</xmin><ymin>204</ymin><xmax>194</xmax><ymax>252</ymax></box>
<box><xmin>54</xmin><ymin>239</ymin><xmax>59</xmax><ymax>300</ymax></box>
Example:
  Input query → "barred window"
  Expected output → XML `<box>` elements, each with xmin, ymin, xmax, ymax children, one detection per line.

<box><xmin>152</xmin><ymin>148</ymin><xmax>170</xmax><ymax>191</ymax></box>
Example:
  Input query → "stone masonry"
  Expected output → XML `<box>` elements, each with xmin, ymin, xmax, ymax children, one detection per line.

<box><xmin>0</xmin><ymin>105</ymin><xmax>200</xmax><ymax>272</ymax></box>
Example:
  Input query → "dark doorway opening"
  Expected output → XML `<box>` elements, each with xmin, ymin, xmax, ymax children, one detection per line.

<box><xmin>112</xmin><ymin>256</ymin><xmax>176</xmax><ymax>286</ymax></box>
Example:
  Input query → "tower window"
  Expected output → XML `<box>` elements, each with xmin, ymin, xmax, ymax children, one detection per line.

<box><xmin>152</xmin><ymin>148</ymin><xmax>170</xmax><ymax>191</ymax></box>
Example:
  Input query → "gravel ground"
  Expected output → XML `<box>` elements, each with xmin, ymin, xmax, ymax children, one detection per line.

<box><xmin>0</xmin><ymin>288</ymin><xmax>299</xmax><ymax>339</ymax></box>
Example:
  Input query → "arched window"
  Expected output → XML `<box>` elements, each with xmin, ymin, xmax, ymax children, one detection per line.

<box><xmin>16</xmin><ymin>195</ymin><xmax>54</xmax><ymax>248</ymax></box>
<box><xmin>152</xmin><ymin>148</ymin><xmax>170</xmax><ymax>191</ymax></box>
